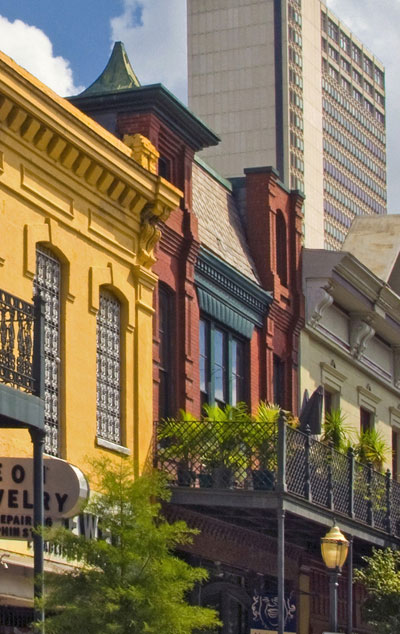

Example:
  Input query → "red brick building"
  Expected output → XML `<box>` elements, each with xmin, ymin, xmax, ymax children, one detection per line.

<box><xmin>70</xmin><ymin>43</ymin><xmax>304</xmax><ymax>423</ymax></box>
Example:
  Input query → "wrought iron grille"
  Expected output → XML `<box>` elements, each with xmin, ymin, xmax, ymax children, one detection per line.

<box><xmin>96</xmin><ymin>291</ymin><xmax>121</xmax><ymax>444</ymax></box>
<box><xmin>155</xmin><ymin>418</ymin><xmax>400</xmax><ymax>538</ymax></box>
<box><xmin>286</xmin><ymin>427</ymin><xmax>307</xmax><ymax>496</ymax></box>
<box><xmin>0</xmin><ymin>290</ymin><xmax>34</xmax><ymax>391</ymax></box>
<box><xmin>371</xmin><ymin>470</ymin><xmax>388</xmax><ymax>531</ymax></box>
<box><xmin>35</xmin><ymin>247</ymin><xmax>60</xmax><ymax>456</ymax></box>
<box><xmin>156</xmin><ymin>418</ymin><xmax>277</xmax><ymax>490</ymax></box>
<box><xmin>391</xmin><ymin>478</ymin><xmax>400</xmax><ymax>536</ymax></box>
<box><xmin>353</xmin><ymin>462</ymin><xmax>370</xmax><ymax>524</ymax></box>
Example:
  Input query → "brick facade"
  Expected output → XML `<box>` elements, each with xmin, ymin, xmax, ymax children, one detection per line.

<box><xmin>245</xmin><ymin>167</ymin><xmax>305</xmax><ymax>412</ymax></box>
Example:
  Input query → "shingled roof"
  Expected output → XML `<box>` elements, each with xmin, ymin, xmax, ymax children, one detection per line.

<box><xmin>192</xmin><ymin>158</ymin><xmax>260</xmax><ymax>284</ymax></box>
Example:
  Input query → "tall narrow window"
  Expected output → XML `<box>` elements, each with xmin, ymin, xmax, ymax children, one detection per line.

<box><xmin>200</xmin><ymin>319</ymin><xmax>210</xmax><ymax>408</ymax></box>
<box><xmin>273</xmin><ymin>354</ymin><xmax>285</xmax><ymax>408</ymax></box>
<box><xmin>214</xmin><ymin>327</ymin><xmax>227</xmax><ymax>407</ymax></box>
<box><xmin>276</xmin><ymin>211</ymin><xmax>288</xmax><ymax>286</ymax></box>
<box><xmin>35</xmin><ymin>247</ymin><xmax>61</xmax><ymax>456</ymax></box>
<box><xmin>158</xmin><ymin>285</ymin><xmax>174</xmax><ymax>419</ymax></box>
<box><xmin>231</xmin><ymin>339</ymin><xmax>245</xmax><ymax>406</ymax></box>
<box><xmin>360</xmin><ymin>407</ymin><xmax>372</xmax><ymax>433</ymax></box>
<box><xmin>97</xmin><ymin>291</ymin><xmax>121</xmax><ymax>444</ymax></box>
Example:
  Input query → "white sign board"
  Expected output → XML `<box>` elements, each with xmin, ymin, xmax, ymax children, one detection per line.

<box><xmin>0</xmin><ymin>457</ymin><xmax>89</xmax><ymax>540</ymax></box>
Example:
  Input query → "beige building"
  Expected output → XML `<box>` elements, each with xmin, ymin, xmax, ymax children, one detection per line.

<box><xmin>187</xmin><ymin>0</ymin><xmax>386</xmax><ymax>250</ymax></box>
<box><xmin>301</xmin><ymin>216</ymin><xmax>400</xmax><ymax>478</ymax></box>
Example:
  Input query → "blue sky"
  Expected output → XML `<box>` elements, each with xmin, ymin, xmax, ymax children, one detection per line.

<box><xmin>0</xmin><ymin>0</ymin><xmax>398</xmax><ymax>209</ymax></box>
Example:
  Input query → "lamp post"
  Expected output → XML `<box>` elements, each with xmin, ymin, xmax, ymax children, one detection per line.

<box><xmin>321</xmin><ymin>524</ymin><xmax>349</xmax><ymax>633</ymax></box>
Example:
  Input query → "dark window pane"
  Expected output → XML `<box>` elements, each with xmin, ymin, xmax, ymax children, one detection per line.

<box><xmin>158</xmin><ymin>286</ymin><xmax>174</xmax><ymax>419</ymax></box>
<box><xmin>200</xmin><ymin>319</ymin><xmax>207</xmax><ymax>393</ymax></box>
<box><xmin>214</xmin><ymin>328</ymin><xmax>226</xmax><ymax>404</ymax></box>
<box><xmin>232</xmin><ymin>338</ymin><xmax>245</xmax><ymax>405</ymax></box>
<box><xmin>273</xmin><ymin>354</ymin><xmax>285</xmax><ymax>407</ymax></box>
<box><xmin>360</xmin><ymin>407</ymin><xmax>372</xmax><ymax>433</ymax></box>
<box><xmin>324</xmin><ymin>390</ymin><xmax>332</xmax><ymax>415</ymax></box>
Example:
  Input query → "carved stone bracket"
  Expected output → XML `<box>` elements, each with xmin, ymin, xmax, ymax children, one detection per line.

<box><xmin>308</xmin><ymin>284</ymin><xmax>333</xmax><ymax>327</ymax></box>
<box><xmin>138</xmin><ymin>203</ymin><xmax>163</xmax><ymax>267</ymax></box>
<box><xmin>393</xmin><ymin>346</ymin><xmax>400</xmax><ymax>389</ymax></box>
<box><xmin>350</xmin><ymin>314</ymin><xmax>375</xmax><ymax>360</ymax></box>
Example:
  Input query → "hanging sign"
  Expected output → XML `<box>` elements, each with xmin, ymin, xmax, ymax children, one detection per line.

<box><xmin>250</xmin><ymin>591</ymin><xmax>296</xmax><ymax>634</ymax></box>
<box><xmin>0</xmin><ymin>457</ymin><xmax>89</xmax><ymax>540</ymax></box>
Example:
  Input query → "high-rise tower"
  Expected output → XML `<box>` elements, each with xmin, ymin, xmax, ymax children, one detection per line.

<box><xmin>187</xmin><ymin>0</ymin><xmax>387</xmax><ymax>249</ymax></box>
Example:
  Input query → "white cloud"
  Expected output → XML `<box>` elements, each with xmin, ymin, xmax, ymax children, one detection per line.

<box><xmin>0</xmin><ymin>15</ymin><xmax>83</xmax><ymax>96</ymax></box>
<box><xmin>110</xmin><ymin>0</ymin><xmax>187</xmax><ymax>103</ymax></box>
<box><xmin>327</xmin><ymin>0</ymin><xmax>400</xmax><ymax>211</ymax></box>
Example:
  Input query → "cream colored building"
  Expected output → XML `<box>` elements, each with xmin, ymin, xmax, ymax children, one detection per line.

<box><xmin>187</xmin><ymin>0</ymin><xmax>386</xmax><ymax>250</ymax></box>
<box><xmin>301</xmin><ymin>216</ymin><xmax>400</xmax><ymax>476</ymax></box>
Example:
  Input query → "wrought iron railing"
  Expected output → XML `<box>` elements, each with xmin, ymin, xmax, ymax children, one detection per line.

<box><xmin>154</xmin><ymin>418</ymin><xmax>400</xmax><ymax>538</ymax></box>
<box><xmin>0</xmin><ymin>289</ymin><xmax>40</xmax><ymax>393</ymax></box>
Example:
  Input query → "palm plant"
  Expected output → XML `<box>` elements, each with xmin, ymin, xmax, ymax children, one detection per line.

<box><xmin>244</xmin><ymin>402</ymin><xmax>280</xmax><ymax>490</ymax></box>
<box><xmin>158</xmin><ymin>409</ymin><xmax>201</xmax><ymax>486</ymax></box>
<box><xmin>354</xmin><ymin>427</ymin><xmax>389</xmax><ymax>472</ymax></box>
<box><xmin>200</xmin><ymin>402</ymin><xmax>250</xmax><ymax>487</ymax></box>
<box><xmin>321</xmin><ymin>408</ymin><xmax>351</xmax><ymax>452</ymax></box>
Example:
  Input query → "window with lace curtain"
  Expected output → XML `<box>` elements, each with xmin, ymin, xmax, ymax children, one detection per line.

<box><xmin>96</xmin><ymin>290</ymin><xmax>121</xmax><ymax>444</ymax></box>
<box><xmin>35</xmin><ymin>246</ymin><xmax>61</xmax><ymax>457</ymax></box>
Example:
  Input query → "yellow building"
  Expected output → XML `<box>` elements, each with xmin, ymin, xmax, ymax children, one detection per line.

<box><xmin>0</xmin><ymin>49</ymin><xmax>180</xmax><ymax>621</ymax></box>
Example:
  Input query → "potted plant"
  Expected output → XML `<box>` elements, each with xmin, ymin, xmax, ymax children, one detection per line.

<box><xmin>158</xmin><ymin>409</ymin><xmax>202</xmax><ymax>486</ymax></box>
<box><xmin>320</xmin><ymin>407</ymin><xmax>350</xmax><ymax>452</ymax></box>
<box><xmin>246</xmin><ymin>402</ymin><xmax>280</xmax><ymax>490</ymax></box>
<box><xmin>354</xmin><ymin>427</ymin><xmax>389</xmax><ymax>472</ymax></box>
<box><xmin>199</xmin><ymin>402</ymin><xmax>249</xmax><ymax>489</ymax></box>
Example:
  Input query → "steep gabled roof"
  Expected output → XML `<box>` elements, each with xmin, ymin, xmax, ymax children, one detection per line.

<box><xmin>192</xmin><ymin>158</ymin><xmax>260</xmax><ymax>284</ymax></box>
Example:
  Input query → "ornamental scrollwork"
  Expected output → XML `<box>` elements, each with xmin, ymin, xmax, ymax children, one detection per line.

<box><xmin>349</xmin><ymin>314</ymin><xmax>375</xmax><ymax>360</ymax></box>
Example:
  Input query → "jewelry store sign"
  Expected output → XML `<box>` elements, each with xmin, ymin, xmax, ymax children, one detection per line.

<box><xmin>0</xmin><ymin>457</ymin><xmax>89</xmax><ymax>540</ymax></box>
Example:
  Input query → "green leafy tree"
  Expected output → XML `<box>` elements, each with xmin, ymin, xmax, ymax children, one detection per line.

<box><xmin>40</xmin><ymin>459</ymin><xmax>220</xmax><ymax>634</ymax></box>
<box><xmin>354</xmin><ymin>547</ymin><xmax>400</xmax><ymax>633</ymax></box>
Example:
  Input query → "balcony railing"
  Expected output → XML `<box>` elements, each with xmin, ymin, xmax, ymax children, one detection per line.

<box><xmin>0</xmin><ymin>289</ymin><xmax>37</xmax><ymax>393</ymax></box>
<box><xmin>154</xmin><ymin>418</ymin><xmax>400</xmax><ymax>538</ymax></box>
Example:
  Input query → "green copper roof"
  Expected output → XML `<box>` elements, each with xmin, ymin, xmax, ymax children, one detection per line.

<box><xmin>79</xmin><ymin>42</ymin><xmax>140</xmax><ymax>96</ymax></box>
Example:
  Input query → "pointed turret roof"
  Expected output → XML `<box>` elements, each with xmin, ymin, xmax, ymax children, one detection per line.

<box><xmin>70</xmin><ymin>42</ymin><xmax>220</xmax><ymax>152</ymax></box>
<box><xmin>79</xmin><ymin>42</ymin><xmax>140</xmax><ymax>96</ymax></box>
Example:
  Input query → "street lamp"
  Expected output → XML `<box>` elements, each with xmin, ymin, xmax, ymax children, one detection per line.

<box><xmin>321</xmin><ymin>524</ymin><xmax>349</xmax><ymax>633</ymax></box>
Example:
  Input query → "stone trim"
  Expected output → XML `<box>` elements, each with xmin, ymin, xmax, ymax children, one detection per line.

<box><xmin>320</xmin><ymin>362</ymin><xmax>347</xmax><ymax>393</ymax></box>
<box><xmin>357</xmin><ymin>385</ymin><xmax>381</xmax><ymax>412</ymax></box>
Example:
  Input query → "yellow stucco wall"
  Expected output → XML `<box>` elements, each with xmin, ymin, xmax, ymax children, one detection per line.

<box><xmin>0</xmin><ymin>50</ymin><xmax>181</xmax><ymax>590</ymax></box>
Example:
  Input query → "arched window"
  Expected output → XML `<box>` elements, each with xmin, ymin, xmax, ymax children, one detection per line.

<box><xmin>35</xmin><ymin>246</ymin><xmax>61</xmax><ymax>456</ymax></box>
<box><xmin>276</xmin><ymin>211</ymin><xmax>288</xmax><ymax>286</ymax></box>
<box><xmin>97</xmin><ymin>290</ymin><xmax>121</xmax><ymax>444</ymax></box>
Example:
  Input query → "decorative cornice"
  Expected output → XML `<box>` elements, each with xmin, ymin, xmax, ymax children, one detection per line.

<box><xmin>195</xmin><ymin>249</ymin><xmax>272</xmax><ymax>320</ymax></box>
<box><xmin>0</xmin><ymin>58</ymin><xmax>181</xmax><ymax>243</ymax></box>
